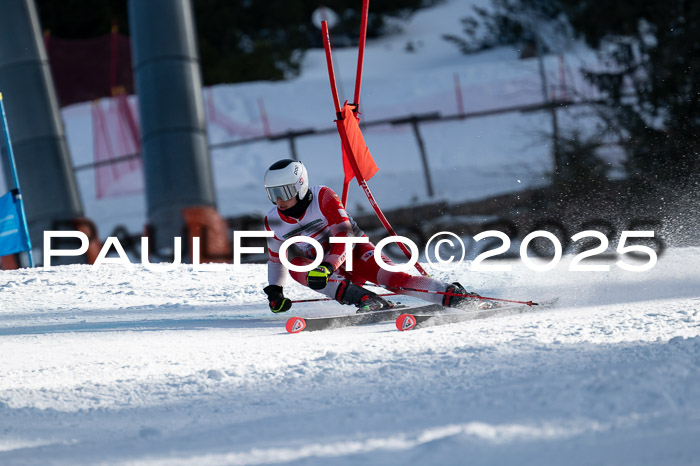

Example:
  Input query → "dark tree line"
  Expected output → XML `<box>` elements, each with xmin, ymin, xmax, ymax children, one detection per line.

<box><xmin>564</xmin><ymin>0</ymin><xmax>699</xmax><ymax>185</ymax></box>
<box><xmin>36</xmin><ymin>0</ymin><xmax>436</xmax><ymax>84</ymax></box>
<box><xmin>444</xmin><ymin>0</ymin><xmax>699</xmax><ymax>186</ymax></box>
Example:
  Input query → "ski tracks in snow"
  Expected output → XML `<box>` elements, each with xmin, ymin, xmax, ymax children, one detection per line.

<box><xmin>0</xmin><ymin>249</ymin><xmax>699</xmax><ymax>464</ymax></box>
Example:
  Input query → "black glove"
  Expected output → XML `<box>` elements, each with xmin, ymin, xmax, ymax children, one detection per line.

<box><xmin>306</xmin><ymin>262</ymin><xmax>334</xmax><ymax>290</ymax></box>
<box><xmin>263</xmin><ymin>285</ymin><xmax>292</xmax><ymax>313</ymax></box>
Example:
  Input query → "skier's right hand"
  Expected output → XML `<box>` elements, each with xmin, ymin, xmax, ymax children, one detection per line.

<box><xmin>263</xmin><ymin>285</ymin><xmax>292</xmax><ymax>313</ymax></box>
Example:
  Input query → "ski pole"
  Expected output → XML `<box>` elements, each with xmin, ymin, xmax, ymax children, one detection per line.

<box><xmin>325</xmin><ymin>278</ymin><xmax>538</xmax><ymax>307</ymax></box>
<box><xmin>387</xmin><ymin>285</ymin><xmax>537</xmax><ymax>307</ymax></box>
<box><xmin>292</xmin><ymin>292</ymin><xmax>398</xmax><ymax>304</ymax></box>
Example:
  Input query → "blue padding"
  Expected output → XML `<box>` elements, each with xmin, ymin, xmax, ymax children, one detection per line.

<box><xmin>0</xmin><ymin>190</ymin><xmax>30</xmax><ymax>256</ymax></box>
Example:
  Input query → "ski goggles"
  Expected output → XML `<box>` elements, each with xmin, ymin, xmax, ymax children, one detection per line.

<box><xmin>266</xmin><ymin>184</ymin><xmax>298</xmax><ymax>204</ymax></box>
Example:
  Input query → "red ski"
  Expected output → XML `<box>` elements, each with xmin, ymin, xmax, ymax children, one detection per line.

<box><xmin>286</xmin><ymin>303</ymin><xmax>442</xmax><ymax>334</ymax></box>
<box><xmin>396</xmin><ymin>298</ymin><xmax>559</xmax><ymax>331</ymax></box>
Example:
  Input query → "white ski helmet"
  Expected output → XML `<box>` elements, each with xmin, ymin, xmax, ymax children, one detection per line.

<box><xmin>264</xmin><ymin>159</ymin><xmax>309</xmax><ymax>204</ymax></box>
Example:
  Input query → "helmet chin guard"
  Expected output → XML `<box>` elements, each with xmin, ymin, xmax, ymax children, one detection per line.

<box><xmin>264</xmin><ymin>159</ymin><xmax>309</xmax><ymax>204</ymax></box>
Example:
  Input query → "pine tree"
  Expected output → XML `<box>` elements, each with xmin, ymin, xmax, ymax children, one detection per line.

<box><xmin>36</xmin><ymin>0</ymin><xmax>437</xmax><ymax>85</ymax></box>
<box><xmin>445</xmin><ymin>0</ymin><xmax>700</xmax><ymax>184</ymax></box>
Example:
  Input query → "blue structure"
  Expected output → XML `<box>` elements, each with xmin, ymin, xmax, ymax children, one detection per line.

<box><xmin>0</xmin><ymin>92</ymin><xmax>33</xmax><ymax>265</ymax></box>
<box><xmin>0</xmin><ymin>190</ymin><xmax>32</xmax><ymax>260</ymax></box>
<box><xmin>0</xmin><ymin>0</ymin><xmax>84</xmax><ymax>264</ymax></box>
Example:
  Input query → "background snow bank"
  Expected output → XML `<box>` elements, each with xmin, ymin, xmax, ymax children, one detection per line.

<box><xmin>52</xmin><ymin>0</ymin><xmax>603</xmax><ymax>236</ymax></box>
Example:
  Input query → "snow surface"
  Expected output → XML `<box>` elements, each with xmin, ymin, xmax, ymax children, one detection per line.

<box><xmin>1</xmin><ymin>248</ymin><xmax>699</xmax><ymax>465</ymax></box>
<box><xmin>2</xmin><ymin>1</ymin><xmax>699</xmax><ymax>464</ymax></box>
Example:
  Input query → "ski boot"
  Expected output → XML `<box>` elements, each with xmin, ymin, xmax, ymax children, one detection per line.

<box><xmin>443</xmin><ymin>282</ymin><xmax>481</xmax><ymax>309</ymax></box>
<box><xmin>337</xmin><ymin>282</ymin><xmax>393</xmax><ymax>313</ymax></box>
<box><xmin>475</xmin><ymin>301</ymin><xmax>500</xmax><ymax>310</ymax></box>
<box><xmin>355</xmin><ymin>294</ymin><xmax>393</xmax><ymax>313</ymax></box>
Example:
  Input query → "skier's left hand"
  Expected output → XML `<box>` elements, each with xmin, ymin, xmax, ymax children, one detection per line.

<box><xmin>263</xmin><ymin>285</ymin><xmax>292</xmax><ymax>313</ymax></box>
<box><xmin>307</xmin><ymin>263</ymin><xmax>333</xmax><ymax>290</ymax></box>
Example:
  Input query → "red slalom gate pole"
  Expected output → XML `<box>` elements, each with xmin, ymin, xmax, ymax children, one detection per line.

<box><xmin>322</xmin><ymin>20</ymin><xmax>351</xmax><ymax>208</ymax></box>
<box><xmin>352</xmin><ymin>0</ymin><xmax>369</xmax><ymax>111</ymax></box>
<box><xmin>343</xmin><ymin>0</ymin><xmax>368</xmax><ymax>207</ymax></box>
<box><xmin>322</xmin><ymin>21</ymin><xmax>342</xmax><ymax>116</ymax></box>
<box><xmin>322</xmin><ymin>21</ymin><xmax>430</xmax><ymax>277</ymax></box>
<box><xmin>336</xmin><ymin>120</ymin><xmax>429</xmax><ymax>277</ymax></box>
<box><xmin>341</xmin><ymin>179</ymin><xmax>350</xmax><ymax>207</ymax></box>
<box><xmin>289</xmin><ymin>280</ymin><xmax>538</xmax><ymax>307</ymax></box>
<box><xmin>386</xmin><ymin>285</ymin><xmax>537</xmax><ymax>307</ymax></box>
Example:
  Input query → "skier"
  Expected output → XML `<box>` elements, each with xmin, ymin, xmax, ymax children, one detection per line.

<box><xmin>261</xmin><ymin>159</ymin><xmax>477</xmax><ymax>314</ymax></box>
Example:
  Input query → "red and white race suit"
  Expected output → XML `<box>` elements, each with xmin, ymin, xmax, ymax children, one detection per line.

<box><xmin>264</xmin><ymin>185</ymin><xmax>449</xmax><ymax>304</ymax></box>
